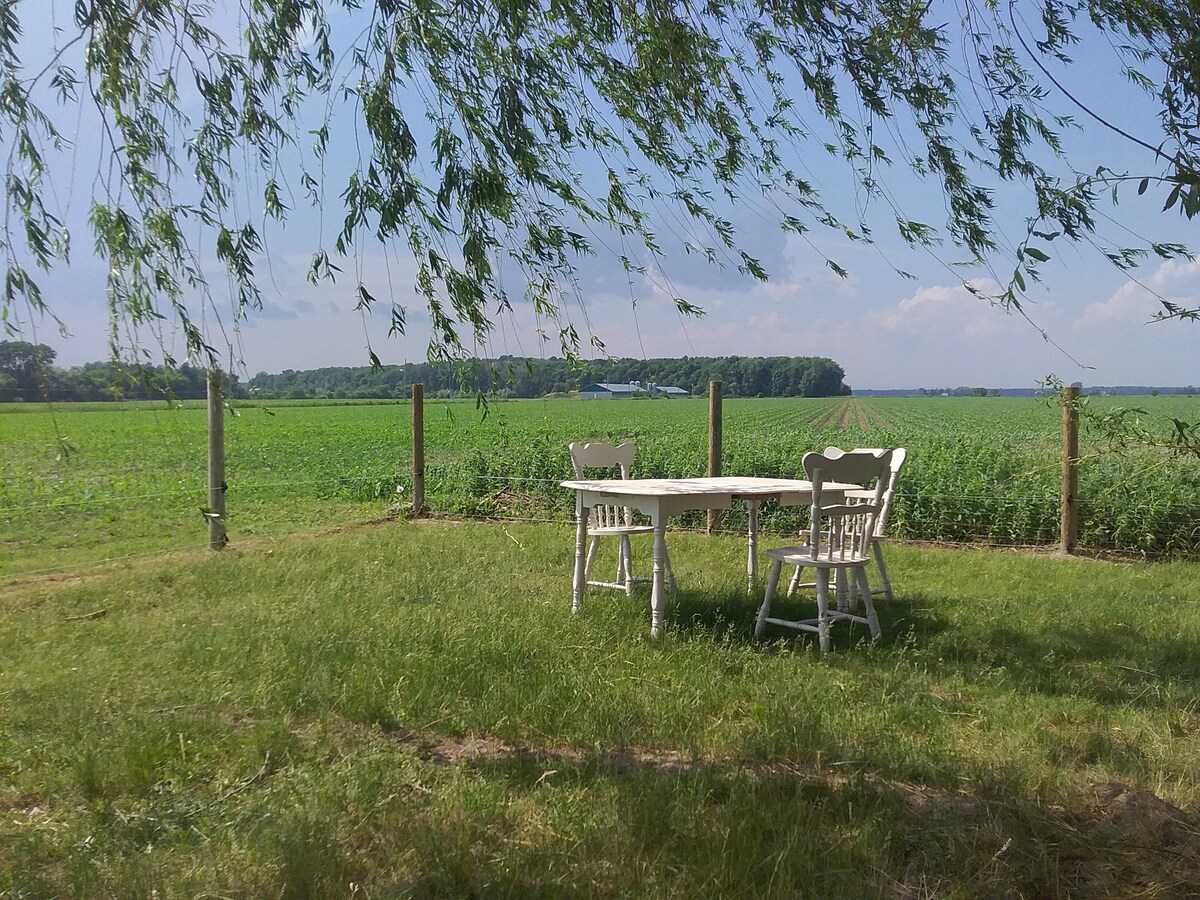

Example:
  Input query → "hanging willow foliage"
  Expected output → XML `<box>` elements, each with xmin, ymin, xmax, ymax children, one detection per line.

<box><xmin>1</xmin><ymin>0</ymin><xmax>1198</xmax><ymax>369</ymax></box>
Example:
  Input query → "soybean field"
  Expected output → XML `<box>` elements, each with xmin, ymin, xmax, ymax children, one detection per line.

<box><xmin>4</xmin><ymin>394</ymin><xmax>1200</xmax><ymax>578</ymax></box>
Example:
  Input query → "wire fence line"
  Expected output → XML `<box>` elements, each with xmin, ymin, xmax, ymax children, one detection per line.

<box><xmin>3</xmin><ymin>504</ymin><xmax>1178</xmax><ymax>586</ymax></box>
<box><xmin>8</xmin><ymin>382</ymin><xmax>1200</xmax><ymax>586</ymax></box>
<box><xmin>2</xmin><ymin>475</ymin><xmax>411</xmax><ymax>513</ymax></box>
<box><xmin>9</xmin><ymin>465</ymin><xmax>1200</xmax><ymax>520</ymax></box>
<box><xmin>9</xmin><ymin>465</ymin><xmax>1200</xmax><ymax>521</ymax></box>
<box><xmin>6</xmin><ymin>539</ymin><xmax>221</xmax><ymax>580</ymax></box>
<box><xmin>6</xmin><ymin>442</ymin><xmax>1200</xmax><ymax>582</ymax></box>
<box><xmin>11</xmin><ymin>481</ymin><xmax>1200</xmax><ymax>516</ymax></box>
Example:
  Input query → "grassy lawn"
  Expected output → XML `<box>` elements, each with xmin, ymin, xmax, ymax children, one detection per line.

<box><xmin>2</xmin><ymin>520</ymin><xmax>1199</xmax><ymax>897</ymax></box>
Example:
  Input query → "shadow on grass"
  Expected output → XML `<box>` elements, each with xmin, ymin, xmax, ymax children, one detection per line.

<box><xmin>946</xmin><ymin>629</ymin><xmax>1199</xmax><ymax>707</ymax></box>
<box><xmin>663</xmin><ymin>585</ymin><xmax>1200</xmax><ymax>712</ymax></box>
<box><xmin>664</xmin><ymin>587</ymin><xmax>951</xmax><ymax>652</ymax></box>
<box><xmin>896</xmin><ymin>589</ymin><xmax>1200</xmax><ymax>712</ymax></box>
<box><xmin>379</xmin><ymin>724</ymin><xmax>1200</xmax><ymax>899</ymax></box>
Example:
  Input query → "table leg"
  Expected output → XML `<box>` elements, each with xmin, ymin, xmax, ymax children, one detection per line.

<box><xmin>572</xmin><ymin>494</ymin><xmax>588</xmax><ymax>614</ymax></box>
<box><xmin>651</xmin><ymin>514</ymin><xmax>667</xmax><ymax>637</ymax></box>
<box><xmin>747</xmin><ymin>499</ymin><xmax>760</xmax><ymax>595</ymax></box>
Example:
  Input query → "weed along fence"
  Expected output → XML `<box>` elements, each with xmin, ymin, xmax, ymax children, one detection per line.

<box><xmin>3</xmin><ymin>382</ymin><xmax>1200</xmax><ymax>579</ymax></box>
<box><xmin>405</xmin><ymin>381</ymin><xmax>1097</xmax><ymax>551</ymax></box>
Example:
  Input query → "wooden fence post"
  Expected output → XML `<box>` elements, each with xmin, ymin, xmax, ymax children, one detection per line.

<box><xmin>1060</xmin><ymin>383</ymin><xmax>1080</xmax><ymax>555</ymax></box>
<box><xmin>707</xmin><ymin>380</ymin><xmax>723</xmax><ymax>534</ymax></box>
<box><xmin>412</xmin><ymin>383</ymin><xmax>426</xmax><ymax>516</ymax></box>
<box><xmin>207</xmin><ymin>369</ymin><xmax>227</xmax><ymax>550</ymax></box>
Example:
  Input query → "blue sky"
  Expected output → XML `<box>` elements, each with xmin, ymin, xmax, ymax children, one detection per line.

<box><xmin>10</xmin><ymin>2</ymin><xmax>1200</xmax><ymax>389</ymax></box>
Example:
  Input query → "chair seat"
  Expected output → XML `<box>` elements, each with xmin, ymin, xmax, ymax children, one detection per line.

<box><xmin>588</xmin><ymin>523</ymin><xmax>656</xmax><ymax>537</ymax></box>
<box><xmin>766</xmin><ymin>545</ymin><xmax>871</xmax><ymax>567</ymax></box>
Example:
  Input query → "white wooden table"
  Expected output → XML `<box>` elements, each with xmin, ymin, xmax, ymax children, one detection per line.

<box><xmin>560</xmin><ymin>476</ymin><xmax>860</xmax><ymax>636</ymax></box>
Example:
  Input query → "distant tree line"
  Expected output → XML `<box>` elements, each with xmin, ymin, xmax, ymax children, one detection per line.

<box><xmin>0</xmin><ymin>341</ymin><xmax>242</xmax><ymax>402</ymax></box>
<box><xmin>906</xmin><ymin>386</ymin><xmax>1200</xmax><ymax>398</ymax></box>
<box><xmin>245</xmin><ymin>356</ymin><xmax>850</xmax><ymax>400</ymax></box>
<box><xmin>0</xmin><ymin>342</ymin><xmax>848</xmax><ymax>402</ymax></box>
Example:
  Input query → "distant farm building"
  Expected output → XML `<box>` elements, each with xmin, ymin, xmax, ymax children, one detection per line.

<box><xmin>579</xmin><ymin>381</ymin><xmax>690</xmax><ymax>399</ymax></box>
<box><xmin>579</xmin><ymin>382</ymin><xmax>644</xmax><ymax>399</ymax></box>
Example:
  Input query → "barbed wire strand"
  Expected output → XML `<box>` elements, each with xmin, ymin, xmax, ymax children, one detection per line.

<box><xmin>7</xmin><ymin>475</ymin><xmax>1200</xmax><ymax>516</ymax></box>
<box><xmin>5</xmin><ymin>539</ymin><xmax>219</xmax><ymax>580</ymax></box>
<box><xmin>5</xmin><ymin>502</ymin><xmax>1189</xmax><ymax>583</ymax></box>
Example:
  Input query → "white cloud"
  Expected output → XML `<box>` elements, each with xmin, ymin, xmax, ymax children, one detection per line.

<box><xmin>883</xmin><ymin>280</ymin><xmax>1012</xmax><ymax>341</ymax></box>
<box><xmin>1080</xmin><ymin>257</ymin><xmax>1200</xmax><ymax>325</ymax></box>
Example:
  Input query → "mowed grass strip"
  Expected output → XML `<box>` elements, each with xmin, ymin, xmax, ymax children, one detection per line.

<box><xmin>2</xmin><ymin>521</ymin><xmax>1200</xmax><ymax>897</ymax></box>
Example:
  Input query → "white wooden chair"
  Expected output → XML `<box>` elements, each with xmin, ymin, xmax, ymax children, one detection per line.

<box><xmin>569</xmin><ymin>441</ymin><xmax>676</xmax><ymax>595</ymax></box>
<box><xmin>756</xmin><ymin>449</ymin><xmax>892</xmax><ymax>650</ymax></box>
<box><xmin>788</xmin><ymin>447</ymin><xmax>907</xmax><ymax>602</ymax></box>
<box><xmin>845</xmin><ymin>447</ymin><xmax>907</xmax><ymax>601</ymax></box>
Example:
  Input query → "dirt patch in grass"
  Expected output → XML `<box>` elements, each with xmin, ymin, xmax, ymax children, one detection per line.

<box><xmin>0</xmin><ymin>793</ymin><xmax>47</xmax><ymax>814</ymax></box>
<box><xmin>0</xmin><ymin>514</ymin><xmax>413</xmax><ymax>601</ymax></box>
<box><xmin>0</xmin><ymin>793</ymin><xmax>52</xmax><ymax>830</ymax></box>
<box><xmin>1087</xmin><ymin>782</ymin><xmax>1198</xmax><ymax>841</ymax></box>
<box><xmin>891</xmin><ymin>537</ymin><xmax>1167</xmax><ymax>564</ymax></box>
<box><xmin>384</xmin><ymin>725</ymin><xmax>697</xmax><ymax>775</ymax></box>
<box><xmin>1061</xmin><ymin>782</ymin><xmax>1200</xmax><ymax>897</ymax></box>
<box><xmin>381</xmin><ymin>725</ymin><xmax>1200</xmax><ymax>896</ymax></box>
<box><xmin>385</xmin><ymin>723</ymin><xmax>1200</xmax><ymax>820</ymax></box>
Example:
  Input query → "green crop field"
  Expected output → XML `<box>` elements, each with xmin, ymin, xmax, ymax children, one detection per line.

<box><xmin>4</xmin><ymin>394</ymin><xmax>1200</xmax><ymax>579</ymax></box>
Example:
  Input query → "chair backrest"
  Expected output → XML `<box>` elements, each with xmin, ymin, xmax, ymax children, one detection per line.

<box><xmin>850</xmin><ymin>447</ymin><xmax>908</xmax><ymax>535</ymax></box>
<box><xmin>801</xmin><ymin>448</ymin><xmax>892</xmax><ymax>560</ymax></box>
<box><xmin>569</xmin><ymin>441</ymin><xmax>638</xmax><ymax>527</ymax></box>
<box><xmin>569</xmin><ymin>441</ymin><xmax>638</xmax><ymax>479</ymax></box>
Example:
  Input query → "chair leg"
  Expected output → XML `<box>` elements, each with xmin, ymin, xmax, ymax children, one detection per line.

<box><xmin>620</xmin><ymin>534</ymin><xmax>635</xmax><ymax>596</ymax></box>
<box><xmin>664</xmin><ymin>544</ymin><xmax>678</xmax><ymax>591</ymax></box>
<box><xmin>815</xmin><ymin>569</ymin><xmax>832</xmax><ymax>652</ymax></box>
<box><xmin>855</xmin><ymin>567</ymin><xmax>882</xmax><ymax>639</ymax></box>
<box><xmin>755</xmin><ymin>559</ymin><xmax>783</xmax><ymax>639</ymax></box>
<box><xmin>872</xmin><ymin>539</ymin><xmax>893</xmax><ymax>601</ymax></box>
<box><xmin>787</xmin><ymin>564</ymin><xmax>805</xmax><ymax>598</ymax></box>
<box><xmin>835</xmin><ymin>568</ymin><xmax>852</xmax><ymax>613</ymax></box>
<box><xmin>584</xmin><ymin>536</ymin><xmax>600</xmax><ymax>582</ymax></box>
<box><xmin>572</xmin><ymin>505</ymin><xmax>588</xmax><ymax>615</ymax></box>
